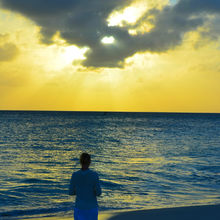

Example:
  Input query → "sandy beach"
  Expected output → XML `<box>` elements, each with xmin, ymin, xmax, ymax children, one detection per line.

<box><xmin>34</xmin><ymin>204</ymin><xmax>220</xmax><ymax>220</ymax></box>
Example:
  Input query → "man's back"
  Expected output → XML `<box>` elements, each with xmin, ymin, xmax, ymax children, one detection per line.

<box><xmin>69</xmin><ymin>169</ymin><xmax>101</xmax><ymax>210</ymax></box>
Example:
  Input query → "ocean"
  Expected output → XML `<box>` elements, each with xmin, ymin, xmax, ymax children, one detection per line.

<box><xmin>0</xmin><ymin>111</ymin><xmax>220</xmax><ymax>219</ymax></box>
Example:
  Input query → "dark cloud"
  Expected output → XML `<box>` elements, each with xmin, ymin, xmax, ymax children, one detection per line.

<box><xmin>174</xmin><ymin>0</ymin><xmax>220</xmax><ymax>15</ymax></box>
<box><xmin>1</xmin><ymin>0</ymin><xmax>220</xmax><ymax>67</ymax></box>
<box><xmin>199</xmin><ymin>15</ymin><xmax>220</xmax><ymax>42</ymax></box>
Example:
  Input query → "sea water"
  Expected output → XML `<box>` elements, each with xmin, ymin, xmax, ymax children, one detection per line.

<box><xmin>0</xmin><ymin>111</ymin><xmax>220</xmax><ymax>219</ymax></box>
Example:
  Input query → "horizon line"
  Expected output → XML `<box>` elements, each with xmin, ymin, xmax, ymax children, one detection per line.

<box><xmin>0</xmin><ymin>110</ymin><xmax>219</xmax><ymax>114</ymax></box>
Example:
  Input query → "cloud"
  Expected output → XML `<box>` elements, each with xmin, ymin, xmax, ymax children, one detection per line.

<box><xmin>0</xmin><ymin>43</ymin><xmax>19</xmax><ymax>62</ymax></box>
<box><xmin>199</xmin><ymin>15</ymin><xmax>220</xmax><ymax>42</ymax></box>
<box><xmin>0</xmin><ymin>34</ymin><xmax>19</xmax><ymax>61</ymax></box>
<box><xmin>173</xmin><ymin>0</ymin><xmax>220</xmax><ymax>15</ymax></box>
<box><xmin>1</xmin><ymin>0</ymin><xmax>220</xmax><ymax>67</ymax></box>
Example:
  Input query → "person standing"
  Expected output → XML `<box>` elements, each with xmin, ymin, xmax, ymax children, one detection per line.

<box><xmin>69</xmin><ymin>153</ymin><xmax>102</xmax><ymax>220</ymax></box>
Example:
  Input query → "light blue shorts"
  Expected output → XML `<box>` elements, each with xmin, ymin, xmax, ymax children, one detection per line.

<box><xmin>74</xmin><ymin>207</ymin><xmax>98</xmax><ymax>220</ymax></box>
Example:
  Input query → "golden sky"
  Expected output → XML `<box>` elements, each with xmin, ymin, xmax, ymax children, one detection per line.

<box><xmin>0</xmin><ymin>0</ymin><xmax>220</xmax><ymax>112</ymax></box>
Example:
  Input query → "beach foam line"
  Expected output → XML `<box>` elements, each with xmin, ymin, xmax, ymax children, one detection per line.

<box><xmin>32</xmin><ymin>204</ymin><xmax>220</xmax><ymax>220</ymax></box>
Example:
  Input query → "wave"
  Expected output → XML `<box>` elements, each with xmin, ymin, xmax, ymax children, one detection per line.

<box><xmin>19</xmin><ymin>178</ymin><xmax>55</xmax><ymax>184</ymax></box>
<box><xmin>100</xmin><ymin>180</ymin><xmax>124</xmax><ymax>189</ymax></box>
<box><xmin>0</xmin><ymin>205</ymin><xmax>72</xmax><ymax>219</ymax></box>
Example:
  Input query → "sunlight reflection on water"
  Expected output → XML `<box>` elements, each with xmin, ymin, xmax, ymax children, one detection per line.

<box><xmin>0</xmin><ymin>112</ymin><xmax>220</xmax><ymax>218</ymax></box>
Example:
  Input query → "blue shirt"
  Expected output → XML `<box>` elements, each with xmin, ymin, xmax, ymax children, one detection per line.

<box><xmin>69</xmin><ymin>169</ymin><xmax>102</xmax><ymax>210</ymax></box>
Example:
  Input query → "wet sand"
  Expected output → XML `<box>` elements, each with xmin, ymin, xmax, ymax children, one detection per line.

<box><xmin>34</xmin><ymin>204</ymin><xmax>220</xmax><ymax>220</ymax></box>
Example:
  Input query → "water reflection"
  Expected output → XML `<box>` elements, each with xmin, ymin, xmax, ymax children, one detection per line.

<box><xmin>0</xmin><ymin>112</ymin><xmax>220</xmax><ymax>218</ymax></box>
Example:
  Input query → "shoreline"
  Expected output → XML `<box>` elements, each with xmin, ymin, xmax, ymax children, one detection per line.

<box><xmin>32</xmin><ymin>204</ymin><xmax>220</xmax><ymax>220</ymax></box>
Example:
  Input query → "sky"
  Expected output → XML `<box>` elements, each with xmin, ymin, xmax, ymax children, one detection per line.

<box><xmin>0</xmin><ymin>0</ymin><xmax>220</xmax><ymax>112</ymax></box>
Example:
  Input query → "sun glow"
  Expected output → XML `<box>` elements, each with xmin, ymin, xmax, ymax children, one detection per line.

<box><xmin>42</xmin><ymin>45</ymin><xmax>88</xmax><ymax>71</ymax></box>
<box><xmin>101</xmin><ymin>36</ymin><xmax>115</xmax><ymax>44</ymax></box>
<box><xmin>107</xmin><ymin>1</ymin><xmax>148</xmax><ymax>27</ymax></box>
<box><xmin>60</xmin><ymin>46</ymin><xmax>87</xmax><ymax>65</ymax></box>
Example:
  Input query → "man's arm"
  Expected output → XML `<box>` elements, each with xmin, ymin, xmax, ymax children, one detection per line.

<box><xmin>94</xmin><ymin>173</ymin><xmax>102</xmax><ymax>196</ymax></box>
<box><xmin>69</xmin><ymin>173</ymin><xmax>76</xmax><ymax>196</ymax></box>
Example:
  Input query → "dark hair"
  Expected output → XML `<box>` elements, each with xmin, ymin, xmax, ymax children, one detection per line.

<box><xmin>80</xmin><ymin>153</ymin><xmax>91</xmax><ymax>165</ymax></box>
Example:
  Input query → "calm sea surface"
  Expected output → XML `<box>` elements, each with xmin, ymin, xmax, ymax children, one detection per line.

<box><xmin>0</xmin><ymin>111</ymin><xmax>220</xmax><ymax>219</ymax></box>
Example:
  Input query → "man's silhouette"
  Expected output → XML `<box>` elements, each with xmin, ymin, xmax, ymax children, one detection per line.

<box><xmin>69</xmin><ymin>153</ymin><xmax>101</xmax><ymax>220</ymax></box>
